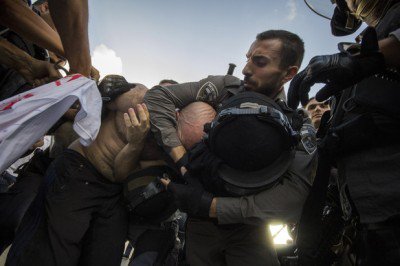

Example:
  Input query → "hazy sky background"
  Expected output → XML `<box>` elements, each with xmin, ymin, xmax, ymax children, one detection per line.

<box><xmin>88</xmin><ymin>0</ymin><xmax>363</xmax><ymax>98</ymax></box>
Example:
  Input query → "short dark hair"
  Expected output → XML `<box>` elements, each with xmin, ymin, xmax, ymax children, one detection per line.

<box><xmin>256</xmin><ymin>30</ymin><xmax>304</xmax><ymax>69</ymax></box>
<box><xmin>304</xmin><ymin>96</ymin><xmax>331</xmax><ymax>109</ymax></box>
<box><xmin>159</xmin><ymin>79</ymin><xmax>178</xmax><ymax>85</ymax></box>
<box><xmin>303</xmin><ymin>97</ymin><xmax>315</xmax><ymax>108</ymax></box>
<box><xmin>33</xmin><ymin>0</ymin><xmax>47</xmax><ymax>6</ymax></box>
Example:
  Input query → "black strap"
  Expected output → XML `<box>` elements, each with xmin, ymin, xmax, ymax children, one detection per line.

<box><xmin>123</xmin><ymin>165</ymin><xmax>178</xmax><ymax>210</ymax></box>
<box><xmin>297</xmin><ymin>88</ymin><xmax>353</xmax><ymax>265</ymax></box>
<box><xmin>215</xmin><ymin>105</ymin><xmax>296</xmax><ymax>137</ymax></box>
<box><xmin>175</xmin><ymin>153</ymin><xmax>189</xmax><ymax>170</ymax></box>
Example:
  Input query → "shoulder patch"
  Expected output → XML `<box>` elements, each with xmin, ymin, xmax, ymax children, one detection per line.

<box><xmin>300</xmin><ymin>123</ymin><xmax>317</xmax><ymax>154</ymax></box>
<box><xmin>196</xmin><ymin>81</ymin><xmax>219</xmax><ymax>104</ymax></box>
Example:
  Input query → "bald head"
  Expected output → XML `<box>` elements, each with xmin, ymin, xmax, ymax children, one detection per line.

<box><xmin>139</xmin><ymin>102</ymin><xmax>215</xmax><ymax>161</ymax></box>
<box><xmin>177</xmin><ymin>102</ymin><xmax>216</xmax><ymax>150</ymax></box>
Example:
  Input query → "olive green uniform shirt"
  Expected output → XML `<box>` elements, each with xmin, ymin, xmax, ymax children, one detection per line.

<box><xmin>144</xmin><ymin>75</ymin><xmax>316</xmax><ymax>225</ymax></box>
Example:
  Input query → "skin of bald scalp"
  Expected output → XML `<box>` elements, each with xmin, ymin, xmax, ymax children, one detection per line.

<box><xmin>139</xmin><ymin>102</ymin><xmax>216</xmax><ymax>167</ymax></box>
<box><xmin>70</xmin><ymin>84</ymin><xmax>149</xmax><ymax>182</ymax></box>
<box><xmin>176</xmin><ymin>102</ymin><xmax>217</xmax><ymax>150</ymax></box>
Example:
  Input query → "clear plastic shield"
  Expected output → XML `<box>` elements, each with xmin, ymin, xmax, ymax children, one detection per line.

<box><xmin>304</xmin><ymin>0</ymin><xmax>336</xmax><ymax>20</ymax></box>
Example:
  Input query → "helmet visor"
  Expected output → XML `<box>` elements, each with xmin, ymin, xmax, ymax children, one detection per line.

<box><xmin>304</xmin><ymin>0</ymin><xmax>336</xmax><ymax>20</ymax></box>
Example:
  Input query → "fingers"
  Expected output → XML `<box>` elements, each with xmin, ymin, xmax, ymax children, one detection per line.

<box><xmin>124</xmin><ymin>104</ymin><xmax>150</xmax><ymax>132</ymax></box>
<box><xmin>53</xmin><ymin>69</ymin><xmax>63</xmax><ymax>79</ymax></box>
<box><xmin>160</xmin><ymin>177</ymin><xmax>171</xmax><ymax>188</ymax></box>
<box><xmin>315</xmin><ymin>83</ymin><xmax>342</xmax><ymax>102</ymax></box>
<box><xmin>137</xmin><ymin>104</ymin><xmax>148</xmax><ymax>124</ymax></box>
<box><xmin>33</xmin><ymin>78</ymin><xmax>48</xmax><ymax>87</ymax></box>
<box><xmin>48</xmin><ymin>63</ymin><xmax>62</xmax><ymax>78</ymax></box>
<box><xmin>128</xmin><ymin>107</ymin><xmax>139</xmax><ymax>126</ymax></box>
<box><xmin>180</xmin><ymin>166</ymin><xmax>187</xmax><ymax>176</ymax></box>
<box><xmin>299</xmin><ymin>76</ymin><xmax>314</xmax><ymax>106</ymax></box>
<box><xmin>361</xmin><ymin>27</ymin><xmax>379</xmax><ymax>54</ymax></box>
<box><xmin>287</xmin><ymin>69</ymin><xmax>306</xmax><ymax>109</ymax></box>
<box><xmin>142</xmin><ymin>103</ymin><xmax>149</xmax><ymax>117</ymax></box>
<box><xmin>90</xmin><ymin>66</ymin><xmax>100</xmax><ymax>83</ymax></box>
<box><xmin>123</xmin><ymin>112</ymin><xmax>132</xmax><ymax>127</ymax></box>
<box><xmin>287</xmin><ymin>68</ymin><xmax>314</xmax><ymax>109</ymax></box>
<box><xmin>161</xmin><ymin>179</ymin><xmax>182</xmax><ymax>197</ymax></box>
<box><xmin>123</xmin><ymin>108</ymin><xmax>138</xmax><ymax>127</ymax></box>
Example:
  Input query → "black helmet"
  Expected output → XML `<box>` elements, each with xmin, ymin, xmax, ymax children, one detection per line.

<box><xmin>304</xmin><ymin>0</ymin><xmax>395</xmax><ymax>35</ymax></box>
<box><xmin>98</xmin><ymin>75</ymin><xmax>136</xmax><ymax>102</ymax></box>
<box><xmin>204</xmin><ymin>91</ymin><xmax>297</xmax><ymax>195</ymax></box>
<box><xmin>303</xmin><ymin>0</ymin><xmax>362</xmax><ymax>36</ymax></box>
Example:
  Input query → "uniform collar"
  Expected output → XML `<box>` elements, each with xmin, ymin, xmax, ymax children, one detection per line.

<box><xmin>274</xmin><ymin>88</ymin><xmax>287</xmax><ymax>102</ymax></box>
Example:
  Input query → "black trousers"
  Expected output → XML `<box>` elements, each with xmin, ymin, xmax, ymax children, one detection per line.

<box><xmin>356</xmin><ymin>217</ymin><xmax>400</xmax><ymax>266</ymax></box>
<box><xmin>8</xmin><ymin>149</ymin><xmax>128</xmax><ymax>266</ymax></box>
<box><xmin>185</xmin><ymin>218</ymin><xmax>279</xmax><ymax>266</ymax></box>
<box><xmin>0</xmin><ymin>170</ymin><xmax>42</xmax><ymax>254</ymax></box>
<box><xmin>0</xmin><ymin>150</ymin><xmax>50</xmax><ymax>255</ymax></box>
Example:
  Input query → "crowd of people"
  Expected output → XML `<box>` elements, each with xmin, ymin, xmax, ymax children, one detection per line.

<box><xmin>0</xmin><ymin>0</ymin><xmax>399</xmax><ymax>265</ymax></box>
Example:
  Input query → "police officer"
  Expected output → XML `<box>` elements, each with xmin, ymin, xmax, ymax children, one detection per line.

<box><xmin>288</xmin><ymin>0</ymin><xmax>400</xmax><ymax>264</ymax></box>
<box><xmin>145</xmin><ymin>30</ymin><xmax>316</xmax><ymax>266</ymax></box>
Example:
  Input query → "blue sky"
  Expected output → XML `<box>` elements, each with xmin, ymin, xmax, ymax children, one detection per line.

<box><xmin>88</xmin><ymin>0</ymin><xmax>363</xmax><ymax>97</ymax></box>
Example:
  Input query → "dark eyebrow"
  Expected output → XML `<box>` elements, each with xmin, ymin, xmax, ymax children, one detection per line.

<box><xmin>307</xmin><ymin>104</ymin><xmax>317</xmax><ymax>110</ymax></box>
<box><xmin>252</xmin><ymin>55</ymin><xmax>271</xmax><ymax>64</ymax></box>
<box><xmin>253</xmin><ymin>54</ymin><xmax>269</xmax><ymax>60</ymax></box>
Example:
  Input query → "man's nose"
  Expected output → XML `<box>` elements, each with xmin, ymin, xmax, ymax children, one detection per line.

<box><xmin>315</xmin><ymin>105</ymin><xmax>322</xmax><ymax>111</ymax></box>
<box><xmin>242</xmin><ymin>62</ymin><xmax>252</xmax><ymax>76</ymax></box>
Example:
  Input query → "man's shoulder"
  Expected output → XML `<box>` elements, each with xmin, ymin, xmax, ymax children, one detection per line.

<box><xmin>181</xmin><ymin>75</ymin><xmax>243</xmax><ymax>107</ymax></box>
<box><xmin>377</xmin><ymin>2</ymin><xmax>400</xmax><ymax>38</ymax></box>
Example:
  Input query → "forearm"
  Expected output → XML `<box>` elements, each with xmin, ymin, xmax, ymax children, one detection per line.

<box><xmin>114</xmin><ymin>142</ymin><xmax>145</xmax><ymax>182</ymax></box>
<box><xmin>380</xmin><ymin>31</ymin><xmax>400</xmax><ymax>69</ymax></box>
<box><xmin>209</xmin><ymin>198</ymin><xmax>217</xmax><ymax>218</ymax></box>
<box><xmin>0</xmin><ymin>0</ymin><xmax>64</xmax><ymax>56</ymax></box>
<box><xmin>144</xmin><ymin>84</ymin><xmax>199</xmax><ymax>150</ymax></box>
<box><xmin>144</xmin><ymin>75</ymin><xmax>241</xmax><ymax>151</ymax></box>
<box><xmin>215</xmin><ymin>176</ymin><xmax>310</xmax><ymax>225</ymax></box>
<box><xmin>48</xmin><ymin>0</ymin><xmax>91</xmax><ymax>76</ymax></box>
<box><xmin>0</xmin><ymin>38</ymin><xmax>33</xmax><ymax>72</ymax></box>
<box><xmin>169</xmin><ymin>145</ymin><xmax>187</xmax><ymax>163</ymax></box>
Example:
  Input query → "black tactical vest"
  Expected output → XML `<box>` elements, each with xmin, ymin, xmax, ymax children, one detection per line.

<box><xmin>330</xmin><ymin>3</ymin><xmax>400</xmax><ymax>153</ymax></box>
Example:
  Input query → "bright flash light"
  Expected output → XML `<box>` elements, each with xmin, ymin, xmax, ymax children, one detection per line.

<box><xmin>269</xmin><ymin>224</ymin><xmax>293</xmax><ymax>245</ymax></box>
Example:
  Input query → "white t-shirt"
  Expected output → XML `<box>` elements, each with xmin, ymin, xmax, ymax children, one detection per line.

<box><xmin>0</xmin><ymin>75</ymin><xmax>102</xmax><ymax>173</ymax></box>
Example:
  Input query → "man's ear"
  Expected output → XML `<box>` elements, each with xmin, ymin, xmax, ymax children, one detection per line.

<box><xmin>176</xmin><ymin>110</ymin><xmax>180</xmax><ymax>120</ymax></box>
<box><xmin>282</xmin><ymin>66</ymin><xmax>299</xmax><ymax>84</ymax></box>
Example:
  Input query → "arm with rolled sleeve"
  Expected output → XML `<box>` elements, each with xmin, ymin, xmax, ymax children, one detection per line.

<box><xmin>144</xmin><ymin>75</ymin><xmax>242</xmax><ymax>151</ymax></box>
<box><xmin>215</xmin><ymin>149</ymin><xmax>316</xmax><ymax>225</ymax></box>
